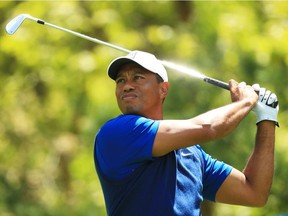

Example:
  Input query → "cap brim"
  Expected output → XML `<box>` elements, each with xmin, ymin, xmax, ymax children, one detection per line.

<box><xmin>108</xmin><ymin>58</ymin><xmax>135</xmax><ymax>80</ymax></box>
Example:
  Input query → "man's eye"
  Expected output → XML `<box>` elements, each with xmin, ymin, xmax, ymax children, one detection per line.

<box><xmin>135</xmin><ymin>75</ymin><xmax>144</xmax><ymax>80</ymax></box>
<box><xmin>116</xmin><ymin>78</ymin><xmax>125</xmax><ymax>84</ymax></box>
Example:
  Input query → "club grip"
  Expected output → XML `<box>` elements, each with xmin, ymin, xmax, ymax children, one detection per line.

<box><xmin>203</xmin><ymin>77</ymin><xmax>229</xmax><ymax>90</ymax></box>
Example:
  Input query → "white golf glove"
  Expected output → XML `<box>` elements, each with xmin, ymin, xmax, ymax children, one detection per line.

<box><xmin>252</xmin><ymin>84</ymin><xmax>279</xmax><ymax>127</ymax></box>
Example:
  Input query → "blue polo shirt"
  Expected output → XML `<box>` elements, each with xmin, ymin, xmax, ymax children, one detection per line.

<box><xmin>94</xmin><ymin>114</ymin><xmax>232</xmax><ymax>216</ymax></box>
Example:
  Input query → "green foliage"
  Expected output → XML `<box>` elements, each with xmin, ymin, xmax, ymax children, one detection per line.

<box><xmin>0</xmin><ymin>1</ymin><xmax>287</xmax><ymax>215</ymax></box>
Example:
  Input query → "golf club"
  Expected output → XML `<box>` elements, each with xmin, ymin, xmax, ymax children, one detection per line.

<box><xmin>6</xmin><ymin>13</ymin><xmax>229</xmax><ymax>90</ymax></box>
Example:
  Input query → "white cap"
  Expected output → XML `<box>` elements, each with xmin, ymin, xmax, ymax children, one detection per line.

<box><xmin>107</xmin><ymin>50</ymin><xmax>168</xmax><ymax>82</ymax></box>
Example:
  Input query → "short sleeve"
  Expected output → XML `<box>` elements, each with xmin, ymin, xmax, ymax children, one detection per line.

<box><xmin>95</xmin><ymin>115</ymin><xmax>160</xmax><ymax>180</ymax></box>
<box><xmin>198</xmin><ymin>146</ymin><xmax>233</xmax><ymax>201</ymax></box>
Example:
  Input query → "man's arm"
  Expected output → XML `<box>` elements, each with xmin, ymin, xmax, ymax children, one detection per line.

<box><xmin>216</xmin><ymin>85</ymin><xmax>279</xmax><ymax>206</ymax></box>
<box><xmin>215</xmin><ymin>121</ymin><xmax>275</xmax><ymax>206</ymax></box>
<box><xmin>152</xmin><ymin>80</ymin><xmax>258</xmax><ymax>157</ymax></box>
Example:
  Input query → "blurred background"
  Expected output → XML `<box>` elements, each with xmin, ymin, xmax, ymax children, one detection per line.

<box><xmin>0</xmin><ymin>1</ymin><xmax>287</xmax><ymax>216</ymax></box>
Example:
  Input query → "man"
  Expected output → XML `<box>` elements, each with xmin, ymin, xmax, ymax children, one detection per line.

<box><xmin>94</xmin><ymin>50</ymin><xmax>279</xmax><ymax>216</ymax></box>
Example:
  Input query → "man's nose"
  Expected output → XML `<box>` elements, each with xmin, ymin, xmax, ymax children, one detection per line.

<box><xmin>123</xmin><ymin>80</ymin><xmax>135</xmax><ymax>92</ymax></box>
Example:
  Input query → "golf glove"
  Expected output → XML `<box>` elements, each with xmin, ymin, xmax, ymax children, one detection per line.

<box><xmin>252</xmin><ymin>84</ymin><xmax>279</xmax><ymax>127</ymax></box>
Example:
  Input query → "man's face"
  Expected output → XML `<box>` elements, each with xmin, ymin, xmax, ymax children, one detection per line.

<box><xmin>115</xmin><ymin>63</ymin><xmax>168</xmax><ymax>119</ymax></box>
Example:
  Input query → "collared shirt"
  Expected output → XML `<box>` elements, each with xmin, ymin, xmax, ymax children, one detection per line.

<box><xmin>94</xmin><ymin>114</ymin><xmax>232</xmax><ymax>216</ymax></box>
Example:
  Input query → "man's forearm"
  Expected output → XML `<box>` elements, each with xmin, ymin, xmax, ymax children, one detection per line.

<box><xmin>192</xmin><ymin>98</ymin><xmax>255</xmax><ymax>139</ymax></box>
<box><xmin>242</xmin><ymin>121</ymin><xmax>275</xmax><ymax>205</ymax></box>
<box><xmin>154</xmin><ymin>99</ymin><xmax>255</xmax><ymax>156</ymax></box>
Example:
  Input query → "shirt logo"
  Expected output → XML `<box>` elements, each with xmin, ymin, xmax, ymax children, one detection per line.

<box><xmin>181</xmin><ymin>152</ymin><xmax>193</xmax><ymax>157</ymax></box>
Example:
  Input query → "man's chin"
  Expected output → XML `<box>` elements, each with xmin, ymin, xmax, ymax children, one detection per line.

<box><xmin>122</xmin><ymin>107</ymin><xmax>142</xmax><ymax>116</ymax></box>
<box><xmin>124</xmin><ymin>111</ymin><xmax>142</xmax><ymax>116</ymax></box>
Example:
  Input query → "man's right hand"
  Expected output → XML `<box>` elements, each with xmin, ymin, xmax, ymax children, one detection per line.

<box><xmin>229</xmin><ymin>79</ymin><xmax>258</xmax><ymax>108</ymax></box>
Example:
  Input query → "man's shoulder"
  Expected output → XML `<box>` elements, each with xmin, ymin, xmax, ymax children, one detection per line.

<box><xmin>103</xmin><ymin>114</ymin><xmax>156</xmax><ymax>130</ymax></box>
<box><xmin>106</xmin><ymin>114</ymin><xmax>146</xmax><ymax>124</ymax></box>
<box><xmin>98</xmin><ymin>114</ymin><xmax>159</xmax><ymax>139</ymax></box>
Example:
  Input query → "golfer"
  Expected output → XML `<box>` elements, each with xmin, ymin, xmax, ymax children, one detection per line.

<box><xmin>94</xmin><ymin>50</ymin><xmax>279</xmax><ymax>216</ymax></box>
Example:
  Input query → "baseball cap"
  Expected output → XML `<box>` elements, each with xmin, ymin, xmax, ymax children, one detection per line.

<box><xmin>107</xmin><ymin>50</ymin><xmax>168</xmax><ymax>82</ymax></box>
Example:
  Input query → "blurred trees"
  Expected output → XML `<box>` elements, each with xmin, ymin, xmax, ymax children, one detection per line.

<box><xmin>0</xmin><ymin>1</ymin><xmax>287</xmax><ymax>216</ymax></box>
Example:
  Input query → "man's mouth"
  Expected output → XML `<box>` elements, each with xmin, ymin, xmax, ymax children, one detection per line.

<box><xmin>121</xmin><ymin>93</ymin><xmax>137</xmax><ymax>101</ymax></box>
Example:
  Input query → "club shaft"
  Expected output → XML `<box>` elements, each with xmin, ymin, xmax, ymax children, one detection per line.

<box><xmin>9</xmin><ymin>14</ymin><xmax>230</xmax><ymax>91</ymax></box>
<box><xmin>203</xmin><ymin>77</ymin><xmax>229</xmax><ymax>90</ymax></box>
<box><xmin>35</xmin><ymin>18</ymin><xmax>131</xmax><ymax>53</ymax></box>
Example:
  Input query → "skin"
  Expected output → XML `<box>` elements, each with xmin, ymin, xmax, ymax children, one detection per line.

<box><xmin>115</xmin><ymin>63</ymin><xmax>275</xmax><ymax>207</ymax></box>
<box><xmin>115</xmin><ymin>63</ymin><xmax>169</xmax><ymax>120</ymax></box>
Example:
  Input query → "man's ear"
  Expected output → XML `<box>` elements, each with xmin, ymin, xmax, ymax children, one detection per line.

<box><xmin>159</xmin><ymin>82</ymin><xmax>169</xmax><ymax>98</ymax></box>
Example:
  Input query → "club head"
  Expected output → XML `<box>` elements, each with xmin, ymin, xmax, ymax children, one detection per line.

<box><xmin>6</xmin><ymin>14</ymin><xmax>31</xmax><ymax>35</ymax></box>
